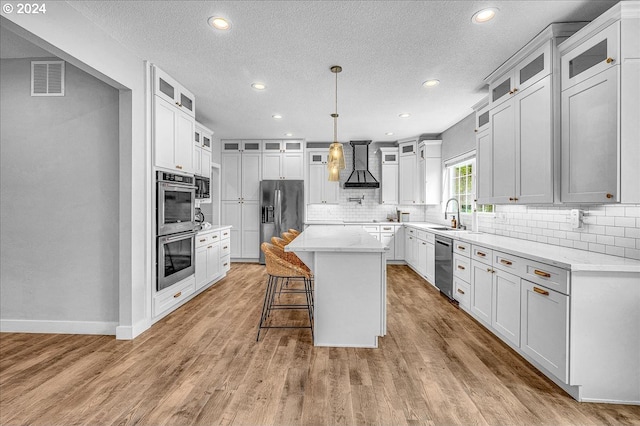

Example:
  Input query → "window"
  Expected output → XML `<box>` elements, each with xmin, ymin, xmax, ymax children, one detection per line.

<box><xmin>447</xmin><ymin>157</ymin><xmax>493</xmax><ymax>214</ymax></box>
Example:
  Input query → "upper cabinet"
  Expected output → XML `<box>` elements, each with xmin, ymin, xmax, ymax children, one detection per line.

<box><xmin>398</xmin><ymin>138</ymin><xmax>441</xmax><ymax>205</ymax></box>
<box><xmin>559</xmin><ymin>3</ymin><xmax>640</xmax><ymax>204</ymax></box>
<box><xmin>308</xmin><ymin>151</ymin><xmax>339</xmax><ymax>204</ymax></box>
<box><xmin>476</xmin><ymin>23</ymin><xmax>586</xmax><ymax>205</ymax></box>
<box><xmin>378</xmin><ymin>147</ymin><xmax>399</xmax><ymax>205</ymax></box>
<box><xmin>194</xmin><ymin>123</ymin><xmax>213</xmax><ymax>178</ymax></box>
<box><xmin>262</xmin><ymin>140</ymin><xmax>304</xmax><ymax>180</ymax></box>
<box><xmin>153</xmin><ymin>66</ymin><xmax>195</xmax><ymax>118</ymax></box>
<box><xmin>153</xmin><ymin>66</ymin><xmax>196</xmax><ymax>174</ymax></box>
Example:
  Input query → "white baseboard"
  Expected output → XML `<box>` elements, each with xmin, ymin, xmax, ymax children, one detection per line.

<box><xmin>115</xmin><ymin>318</ymin><xmax>151</xmax><ymax>340</ymax></box>
<box><xmin>0</xmin><ymin>319</ymin><xmax>118</xmax><ymax>335</ymax></box>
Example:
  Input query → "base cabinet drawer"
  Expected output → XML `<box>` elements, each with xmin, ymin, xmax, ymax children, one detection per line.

<box><xmin>520</xmin><ymin>280</ymin><xmax>569</xmax><ymax>383</ymax></box>
<box><xmin>221</xmin><ymin>255</ymin><xmax>231</xmax><ymax>272</ymax></box>
<box><xmin>453</xmin><ymin>277</ymin><xmax>470</xmax><ymax>310</ymax></box>
<box><xmin>154</xmin><ymin>276</ymin><xmax>195</xmax><ymax>317</ymax></box>
<box><xmin>453</xmin><ymin>254</ymin><xmax>471</xmax><ymax>282</ymax></box>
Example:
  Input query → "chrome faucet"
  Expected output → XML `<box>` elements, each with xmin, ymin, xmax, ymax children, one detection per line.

<box><xmin>444</xmin><ymin>198</ymin><xmax>465</xmax><ymax>229</ymax></box>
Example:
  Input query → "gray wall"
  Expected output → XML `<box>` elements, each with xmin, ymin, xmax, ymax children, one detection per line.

<box><xmin>440</xmin><ymin>112</ymin><xmax>475</xmax><ymax>162</ymax></box>
<box><xmin>0</xmin><ymin>58</ymin><xmax>119</xmax><ymax>323</ymax></box>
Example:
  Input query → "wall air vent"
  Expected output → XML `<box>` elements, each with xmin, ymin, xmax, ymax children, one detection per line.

<box><xmin>31</xmin><ymin>61</ymin><xmax>65</xmax><ymax>96</ymax></box>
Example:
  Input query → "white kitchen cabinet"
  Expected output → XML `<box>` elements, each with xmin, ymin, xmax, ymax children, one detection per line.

<box><xmin>154</xmin><ymin>96</ymin><xmax>195</xmax><ymax>174</ymax></box>
<box><xmin>398</xmin><ymin>140</ymin><xmax>417</xmax><ymax>205</ymax></box>
<box><xmin>521</xmin><ymin>279</ymin><xmax>568</xmax><ymax>382</ymax></box>
<box><xmin>399</xmin><ymin>139</ymin><xmax>441</xmax><ymax>205</ymax></box>
<box><xmin>262</xmin><ymin>140</ymin><xmax>304</xmax><ymax>180</ymax></box>
<box><xmin>404</xmin><ymin>227</ymin><xmax>417</xmax><ymax>267</ymax></box>
<box><xmin>561</xmin><ymin>66</ymin><xmax>618</xmax><ymax>203</ymax></box>
<box><xmin>420</xmin><ymin>142</ymin><xmax>442</xmax><ymax>205</ymax></box>
<box><xmin>471</xmin><ymin>260</ymin><xmax>493</xmax><ymax>327</ymax></box>
<box><xmin>221</xmin><ymin>147</ymin><xmax>262</xmax><ymax>260</ymax></box>
<box><xmin>559</xmin><ymin>9</ymin><xmax>640</xmax><ymax>204</ymax></box>
<box><xmin>394</xmin><ymin>225</ymin><xmax>405</xmax><ymax>261</ymax></box>
<box><xmin>380</xmin><ymin>232</ymin><xmax>395</xmax><ymax>261</ymax></box>
<box><xmin>425</xmin><ymin>242</ymin><xmax>435</xmax><ymax>283</ymax></box>
<box><xmin>308</xmin><ymin>151</ymin><xmax>339</xmax><ymax>204</ymax></box>
<box><xmin>417</xmin><ymin>239</ymin><xmax>427</xmax><ymax>278</ymax></box>
<box><xmin>378</xmin><ymin>148</ymin><xmax>399</xmax><ymax>205</ymax></box>
<box><xmin>492</xmin><ymin>269</ymin><xmax>521</xmax><ymax>346</ymax></box>
<box><xmin>477</xmin><ymin>23</ymin><xmax>585</xmax><ymax>205</ymax></box>
<box><xmin>195</xmin><ymin>234</ymin><xmax>221</xmax><ymax>291</ymax></box>
<box><xmin>153</xmin><ymin>66</ymin><xmax>195</xmax><ymax>117</ymax></box>
<box><xmin>194</xmin><ymin>123</ymin><xmax>213</xmax><ymax>178</ymax></box>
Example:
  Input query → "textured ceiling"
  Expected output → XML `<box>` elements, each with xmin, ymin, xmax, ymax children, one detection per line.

<box><xmin>65</xmin><ymin>1</ymin><xmax>618</xmax><ymax>141</ymax></box>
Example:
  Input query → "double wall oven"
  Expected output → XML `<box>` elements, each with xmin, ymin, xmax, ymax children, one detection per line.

<box><xmin>156</xmin><ymin>171</ymin><xmax>197</xmax><ymax>291</ymax></box>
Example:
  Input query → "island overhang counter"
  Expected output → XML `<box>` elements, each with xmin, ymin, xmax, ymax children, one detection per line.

<box><xmin>285</xmin><ymin>225</ymin><xmax>388</xmax><ymax>347</ymax></box>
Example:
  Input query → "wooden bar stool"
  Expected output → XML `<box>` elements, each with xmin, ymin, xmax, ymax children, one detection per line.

<box><xmin>281</xmin><ymin>231</ymin><xmax>296</xmax><ymax>243</ymax></box>
<box><xmin>288</xmin><ymin>229</ymin><xmax>301</xmax><ymax>237</ymax></box>
<box><xmin>257</xmin><ymin>243</ymin><xmax>313</xmax><ymax>341</ymax></box>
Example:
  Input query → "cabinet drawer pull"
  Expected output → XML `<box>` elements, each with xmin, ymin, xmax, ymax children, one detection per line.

<box><xmin>457</xmin><ymin>289</ymin><xmax>465</xmax><ymax>295</ymax></box>
<box><xmin>207</xmin><ymin>245</ymin><xmax>212</xmax><ymax>249</ymax></box>
<box><xmin>173</xmin><ymin>291</ymin><xmax>182</xmax><ymax>298</ymax></box>
<box><xmin>223</xmin><ymin>246</ymin><xmax>228</xmax><ymax>249</ymax></box>
<box><xmin>223</xmin><ymin>262</ymin><xmax>228</xmax><ymax>267</ymax></box>
<box><xmin>457</xmin><ymin>245</ymin><xmax>466</xmax><ymax>250</ymax></box>
<box><xmin>422</xmin><ymin>242</ymin><xmax>426</xmax><ymax>245</ymax></box>
<box><xmin>606</xmin><ymin>57</ymin><xmax>615</xmax><ymax>64</ymax></box>
<box><xmin>476</xmin><ymin>251</ymin><xmax>486</xmax><ymax>257</ymax></box>
<box><xmin>223</xmin><ymin>232</ymin><xmax>228</xmax><ymax>236</ymax></box>
<box><xmin>533</xmin><ymin>287</ymin><xmax>549</xmax><ymax>296</ymax></box>
<box><xmin>199</xmin><ymin>238</ymin><xmax>206</xmax><ymax>242</ymax></box>
<box><xmin>176</xmin><ymin>165</ymin><xmax>183</xmax><ymax>170</ymax></box>
<box><xmin>383</xmin><ymin>227</ymin><xmax>391</xmax><ymax>230</ymax></box>
<box><xmin>500</xmin><ymin>259</ymin><xmax>513</xmax><ymax>266</ymax></box>
<box><xmin>212</xmin><ymin>235</ymin><xmax>218</xmax><ymax>239</ymax></box>
<box><xmin>457</xmin><ymin>265</ymin><xmax>465</xmax><ymax>270</ymax></box>
<box><xmin>534</xmin><ymin>269</ymin><xmax>551</xmax><ymax>278</ymax></box>
<box><xmin>486</xmin><ymin>268</ymin><xmax>495</xmax><ymax>273</ymax></box>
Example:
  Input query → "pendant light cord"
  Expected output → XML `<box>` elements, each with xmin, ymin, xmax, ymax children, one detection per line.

<box><xmin>333</xmin><ymin>70</ymin><xmax>338</xmax><ymax>143</ymax></box>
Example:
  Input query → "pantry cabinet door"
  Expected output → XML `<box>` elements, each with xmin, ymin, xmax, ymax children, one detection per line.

<box><xmin>242</xmin><ymin>153</ymin><xmax>262</xmax><ymax>201</ymax></box>
<box><xmin>221</xmin><ymin>153</ymin><xmax>241</xmax><ymax>200</ymax></box>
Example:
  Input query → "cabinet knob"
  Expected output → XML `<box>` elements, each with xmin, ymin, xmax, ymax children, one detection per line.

<box><xmin>606</xmin><ymin>193</ymin><xmax>614</xmax><ymax>199</ymax></box>
<box><xmin>474</xmin><ymin>129</ymin><xmax>478</xmax><ymax>133</ymax></box>
<box><xmin>606</xmin><ymin>57</ymin><xmax>615</xmax><ymax>64</ymax></box>
<box><xmin>175</xmin><ymin>101</ymin><xmax>182</xmax><ymax>107</ymax></box>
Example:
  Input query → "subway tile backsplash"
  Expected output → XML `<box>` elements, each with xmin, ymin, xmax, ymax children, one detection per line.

<box><xmin>424</xmin><ymin>204</ymin><xmax>640</xmax><ymax>261</ymax></box>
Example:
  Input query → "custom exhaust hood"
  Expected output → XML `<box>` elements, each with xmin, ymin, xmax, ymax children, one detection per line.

<box><xmin>343</xmin><ymin>140</ymin><xmax>380</xmax><ymax>188</ymax></box>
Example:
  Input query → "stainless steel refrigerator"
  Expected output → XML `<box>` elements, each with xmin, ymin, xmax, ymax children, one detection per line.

<box><xmin>259</xmin><ymin>180</ymin><xmax>304</xmax><ymax>264</ymax></box>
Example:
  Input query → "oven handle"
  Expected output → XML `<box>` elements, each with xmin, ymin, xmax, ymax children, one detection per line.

<box><xmin>162</xmin><ymin>231</ymin><xmax>196</xmax><ymax>243</ymax></box>
<box><xmin>160</xmin><ymin>182</ymin><xmax>197</xmax><ymax>190</ymax></box>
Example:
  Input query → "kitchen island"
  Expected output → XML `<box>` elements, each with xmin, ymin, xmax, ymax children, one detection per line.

<box><xmin>286</xmin><ymin>225</ymin><xmax>387</xmax><ymax>347</ymax></box>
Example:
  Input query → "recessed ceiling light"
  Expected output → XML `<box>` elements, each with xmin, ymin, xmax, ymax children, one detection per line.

<box><xmin>208</xmin><ymin>16</ymin><xmax>231</xmax><ymax>30</ymax></box>
<box><xmin>385</xmin><ymin>132</ymin><xmax>394</xmax><ymax>136</ymax></box>
<box><xmin>422</xmin><ymin>79</ymin><xmax>440</xmax><ymax>88</ymax></box>
<box><xmin>284</xmin><ymin>133</ymin><xmax>293</xmax><ymax>137</ymax></box>
<box><xmin>272</xmin><ymin>114</ymin><xmax>282</xmax><ymax>119</ymax></box>
<box><xmin>398</xmin><ymin>113</ymin><xmax>411</xmax><ymax>119</ymax></box>
<box><xmin>251</xmin><ymin>82</ymin><xmax>266</xmax><ymax>90</ymax></box>
<box><xmin>472</xmin><ymin>8</ymin><xmax>498</xmax><ymax>24</ymax></box>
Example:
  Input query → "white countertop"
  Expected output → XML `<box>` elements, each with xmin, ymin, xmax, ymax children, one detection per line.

<box><xmin>286</xmin><ymin>225</ymin><xmax>387</xmax><ymax>253</ymax></box>
<box><xmin>305</xmin><ymin>220</ymin><xmax>401</xmax><ymax>226</ymax></box>
<box><xmin>197</xmin><ymin>224</ymin><xmax>232</xmax><ymax>234</ymax></box>
<box><xmin>404</xmin><ymin>222</ymin><xmax>640</xmax><ymax>273</ymax></box>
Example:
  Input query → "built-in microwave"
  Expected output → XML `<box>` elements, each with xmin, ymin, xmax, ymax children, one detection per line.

<box><xmin>157</xmin><ymin>231</ymin><xmax>196</xmax><ymax>291</ymax></box>
<box><xmin>157</xmin><ymin>171</ymin><xmax>196</xmax><ymax>236</ymax></box>
<box><xmin>195</xmin><ymin>175</ymin><xmax>210</xmax><ymax>200</ymax></box>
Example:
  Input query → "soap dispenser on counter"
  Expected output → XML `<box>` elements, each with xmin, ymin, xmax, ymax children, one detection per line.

<box><xmin>451</xmin><ymin>215</ymin><xmax>457</xmax><ymax>229</ymax></box>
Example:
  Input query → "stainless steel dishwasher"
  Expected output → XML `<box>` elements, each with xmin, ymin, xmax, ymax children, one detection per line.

<box><xmin>435</xmin><ymin>235</ymin><xmax>453</xmax><ymax>300</ymax></box>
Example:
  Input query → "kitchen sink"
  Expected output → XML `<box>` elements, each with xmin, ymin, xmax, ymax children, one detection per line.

<box><xmin>430</xmin><ymin>227</ymin><xmax>457</xmax><ymax>231</ymax></box>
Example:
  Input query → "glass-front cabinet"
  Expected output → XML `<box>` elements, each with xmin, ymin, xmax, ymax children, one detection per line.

<box><xmin>561</xmin><ymin>22</ymin><xmax>619</xmax><ymax>90</ymax></box>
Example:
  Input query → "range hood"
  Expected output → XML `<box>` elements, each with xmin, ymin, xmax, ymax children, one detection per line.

<box><xmin>344</xmin><ymin>140</ymin><xmax>380</xmax><ymax>188</ymax></box>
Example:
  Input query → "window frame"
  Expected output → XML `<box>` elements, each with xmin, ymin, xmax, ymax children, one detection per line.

<box><xmin>444</xmin><ymin>152</ymin><xmax>493</xmax><ymax>216</ymax></box>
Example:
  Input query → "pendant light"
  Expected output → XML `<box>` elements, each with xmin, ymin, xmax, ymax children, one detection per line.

<box><xmin>327</xmin><ymin>65</ymin><xmax>346</xmax><ymax>181</ymax></box>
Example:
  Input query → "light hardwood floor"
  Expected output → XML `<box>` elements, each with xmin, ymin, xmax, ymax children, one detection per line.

<box><xmin>1</xmin><ymin>264</ymin><xmax>639</xmax><ymax>425</ymax></box>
